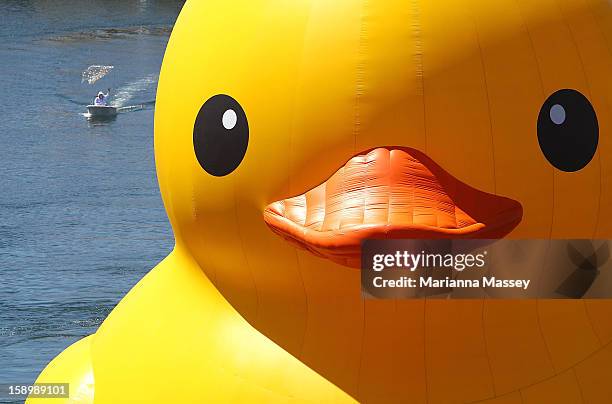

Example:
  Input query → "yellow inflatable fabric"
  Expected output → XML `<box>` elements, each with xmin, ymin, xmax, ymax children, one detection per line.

<box><xmin>31</xmin><ymin>0</ymin><xmax>612</xmax><ymax>403</ymax></box>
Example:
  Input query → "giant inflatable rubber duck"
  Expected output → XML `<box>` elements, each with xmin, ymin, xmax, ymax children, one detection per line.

<box><xmin>31</xmin><ymin>0</ymin><xmax>612</xmax><ymax>403</ymax></box>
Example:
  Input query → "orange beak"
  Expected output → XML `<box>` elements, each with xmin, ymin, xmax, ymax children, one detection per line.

<box><xmin>264</xmin><ymin>147</ymin><xmax>522</xmax><ymax>268</ymax></box>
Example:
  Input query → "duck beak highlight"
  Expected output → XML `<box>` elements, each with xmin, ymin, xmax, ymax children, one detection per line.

<box><xmin>264</xmin><ymin>147</ymin><xmax>522</xmax><ymax>268</ymax></box>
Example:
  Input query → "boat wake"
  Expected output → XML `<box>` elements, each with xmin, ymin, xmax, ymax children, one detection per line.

<box><xmin>111</xmin><ymin>74</ymin><xmax>157</xmax><ymax>107</ymax></box>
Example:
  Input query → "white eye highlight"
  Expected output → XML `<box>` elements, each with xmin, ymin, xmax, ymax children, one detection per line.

<box><xmin>550</xmin><ymin>104</ymin><xmax>566</xmax><ymax>125</ymax></box>
<box><xmin>222</xmin><ymin>109</ymin><xmax>238</xmax><ymax>130</ymax></box>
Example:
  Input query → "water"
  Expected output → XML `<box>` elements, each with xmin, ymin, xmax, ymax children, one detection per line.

<box><xmin>0</xmin><ymin>0</ymin><xmax>183</xmax><ymax>394</ymax></box>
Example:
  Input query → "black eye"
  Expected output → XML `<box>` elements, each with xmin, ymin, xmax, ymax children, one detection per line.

<box><xmin>193</xmin><ymin>94</ymin><xmax>249</xmax><ymax>176</ymax></box>
<box><xmin>537</xmin><ymin>89</ymin><xmax>598</xmax><ymax>172</ymax></box>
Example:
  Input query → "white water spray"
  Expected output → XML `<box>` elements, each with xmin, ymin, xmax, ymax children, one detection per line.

<box><xmin>82</xmin><ymin>65</ymin><xmax>114</xmax><ymax>84</ymax></box>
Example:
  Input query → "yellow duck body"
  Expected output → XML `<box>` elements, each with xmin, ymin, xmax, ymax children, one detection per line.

<box><xmin>31</xmin><ymin>0</ymin><xmax>612</xmax><ymax>403</ymax></box>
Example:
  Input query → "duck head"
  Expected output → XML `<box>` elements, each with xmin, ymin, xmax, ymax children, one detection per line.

<box><xmin>154</xmin><ymin>0</ymin><xmax>612</xmax><ymax>401</ymax></box>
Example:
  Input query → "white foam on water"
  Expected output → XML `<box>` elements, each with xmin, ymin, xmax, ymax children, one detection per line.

<box><xmin>117</xmin><ymin>105</ymin><xmax>145</xmax><ymax>113</ymax></box>
<box><xmin>111</xmin><ymin>74</ymin><xmax>157</xmax><ymax>107</ymax></box>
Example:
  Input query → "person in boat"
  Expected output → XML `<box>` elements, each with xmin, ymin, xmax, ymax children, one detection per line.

<box><xmin>93</xmin><ymin>89</ymin><xmax>111</xmax><ymax>106</ymax></box>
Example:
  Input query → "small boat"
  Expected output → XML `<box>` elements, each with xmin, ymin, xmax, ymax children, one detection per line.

<box><xmin>86</xmin><ymin>105</ymin><xmax>118</xmax><ymax>118</ymax></box>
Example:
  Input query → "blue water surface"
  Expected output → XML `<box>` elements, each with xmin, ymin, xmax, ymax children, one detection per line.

<box><xmin>0</xmin><ymin>0</ymin><xmax>183</xmax><ymax>392</ymax></box>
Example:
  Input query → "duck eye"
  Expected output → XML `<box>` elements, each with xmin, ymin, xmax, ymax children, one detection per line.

<box><xmin>537</xmin><ymin>89</ymin><xmax>598</xmax><ymax>172</ymax></box>
<box><xmin>193</xmin><ymin>94</ymin><xmax>249</xmax><ymax>176</ymax></box>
